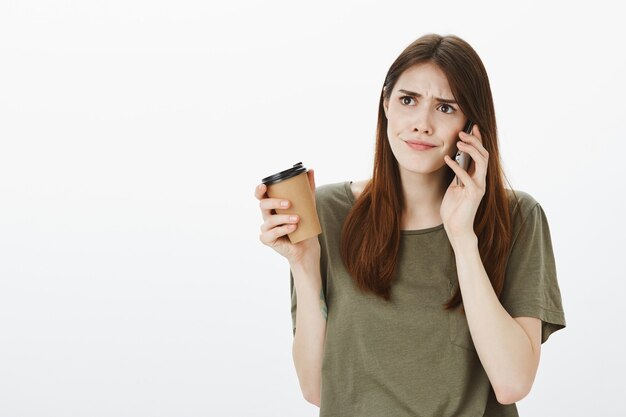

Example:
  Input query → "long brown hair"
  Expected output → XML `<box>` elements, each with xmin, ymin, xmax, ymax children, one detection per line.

<box><xmin>340</xmin><ymin>34</ymin><xmax>518</xmax><ymax>311</ymax></box>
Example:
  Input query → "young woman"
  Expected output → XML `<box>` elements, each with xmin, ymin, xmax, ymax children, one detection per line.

<box><xmin>255</xmin><ymin>34</ymin><xmax>566</xmax><ymax>416</ymax></box>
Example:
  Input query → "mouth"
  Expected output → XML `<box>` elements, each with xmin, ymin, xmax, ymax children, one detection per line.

<box><xmin>404</xmin><ymin>140</ymin><xmax>436</xmax><ymax>151</ymax></box>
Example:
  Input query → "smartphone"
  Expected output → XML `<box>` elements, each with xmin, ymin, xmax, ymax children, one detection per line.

<box><xmin>454</xmin><ymin>120</ymin><xmax>474</xmax><ymax>185</ymax></box>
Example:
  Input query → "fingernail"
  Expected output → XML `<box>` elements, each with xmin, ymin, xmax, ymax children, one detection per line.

<box><xmin>289</xmin><ymin>215</ymin><xmax>298</xmax><ymax>221</ymax></box>
<box><xmin>281</xmin><ymin>201</ymin><xmax>289</xmax><ymax>207</ymax></box>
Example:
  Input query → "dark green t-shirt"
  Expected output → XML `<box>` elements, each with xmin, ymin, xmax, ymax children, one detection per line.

<box><xmin>290</xmin><ymin>181</ymin><xmax>566</xmax><ymax>417</ymax></box>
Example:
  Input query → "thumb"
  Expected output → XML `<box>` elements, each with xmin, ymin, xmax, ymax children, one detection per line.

<box><xmin>307</xmin><ymin>169</ymin><xmax>316</xmax><ymax>192</ymax></box>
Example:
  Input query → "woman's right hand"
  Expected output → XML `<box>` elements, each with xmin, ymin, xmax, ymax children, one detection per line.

<box><xmin>255</xmin><ymin>169</ymin><xmax>321</xmax><ymax>266</ymax></box>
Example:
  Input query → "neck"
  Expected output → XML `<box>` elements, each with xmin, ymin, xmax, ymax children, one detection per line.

<box><xmin>398</xmin><ymin>166</ymin><xmax>449</xmax><ymax>229</ymax></box>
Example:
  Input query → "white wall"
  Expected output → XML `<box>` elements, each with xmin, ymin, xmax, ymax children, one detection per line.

<box><xmin>1</xmin><ymin>0</ymin><xmax>623</xmax><ymax>416</ymax></box>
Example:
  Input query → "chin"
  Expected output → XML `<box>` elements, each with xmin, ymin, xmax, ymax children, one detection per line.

<box><xmin>396</xmin><ymin>158</ymin><xmax>445</xmax><ymax>176</ymax></box>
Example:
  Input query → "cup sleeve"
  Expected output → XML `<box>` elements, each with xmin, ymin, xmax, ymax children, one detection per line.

<box><xmin>499</xmin><ymin>203</ymin><xmax>566</xmax><ymax>344</ymax></box>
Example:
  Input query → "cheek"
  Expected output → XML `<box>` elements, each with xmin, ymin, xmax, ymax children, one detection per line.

<box><xmin>440</xmin><ymin>136</ymin><xmax>459</xmax><ymax>157</ymax></box>
<box><xmin>386</xmin><ymin>110</ymin><xmax>407</xmax><ymax>135</ymax></box>
<box><xmin>386</xmin><ymin>117</ymin><xmax>400</xmax><ymax>138</ymax></box>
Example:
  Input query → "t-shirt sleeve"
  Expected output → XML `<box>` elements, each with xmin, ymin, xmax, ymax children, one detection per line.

<box><xmin>290</xmin><ymin>270</ymin><xmax>297</xmax><ymax>337</ymax></box>
<box><xmin>499</xmin><ymin>202</ymin><xmax>566</xmax><ymax>344</ymax></box>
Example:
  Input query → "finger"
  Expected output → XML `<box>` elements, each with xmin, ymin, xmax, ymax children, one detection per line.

<box><xmin>259</xmin><ymin>223</ymin><xmax>297</xmax><ymax>245</ymax></box>
<box><xmin>461</xmin><ymin>125</ymin><xmax>483</xmax><ymax>145</ymax></box>
<box><xmin>307</xmin><ymin>169</ymin><xmax>317</xmax><ymax>208</ymax></box>
<box><xmin>471</xmin><ymin>123</ymin><xmax>480</xmax><ymax>136</ymax></box>
<box><xmin>259</xmin><ymin>198</ymin><xmax>291</xmax><ymax>221</ymax></box>
<box><xmin>307</xmin><ymin>169</ymin><xmax>316</xmax><ymax>192</ymax></box>
<box><xmin>456</xmin><ymin>141</ymin><xmax>486</xmax><ymax>167</ymax></box>
<box><xmin>444</xmin><ymin>154</ymin><xmax>473</xmax><ymax>187</ymax></box>
<box><xmin>459</xmin><ymin>133</ymin><xmax>488</xmax><ymax>158</ymax></box>
<box><xmin>469</xmin><ymin>124</ymin><xmax>482</xmax><ymax>142</ymax></box>
<box><xmin>261</xmin><ymin>213</ymin><xmax>300</xmax><ymax>233</ymax></box>
<box><xmin>255</xmin><ymin>183</ymin><xmax>268</xmax><ymax>201</ymax></box>
<box><xmin>456</xmin><ymin>141</ymin><xmax>489</xmax><ymax>182</ymax></box>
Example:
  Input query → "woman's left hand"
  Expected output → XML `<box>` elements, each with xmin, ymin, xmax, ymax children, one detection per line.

<box><xmin>440</xmin><ymin>124</ymin><xmax>489</xmax><ymax>245</ymax></box>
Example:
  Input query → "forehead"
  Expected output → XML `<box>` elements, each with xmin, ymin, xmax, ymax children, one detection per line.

<box><xmin>393</xmin><ymin>62</ymin><xmax>453</xmax><ymax>97</ymax></box>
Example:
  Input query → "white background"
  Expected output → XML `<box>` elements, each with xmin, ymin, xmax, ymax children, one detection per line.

<box><xmin>0</xmin><ymin>0</ymin><xmax>624</xmax><ymax>416</ymax></box>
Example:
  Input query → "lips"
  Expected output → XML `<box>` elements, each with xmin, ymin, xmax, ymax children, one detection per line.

<box><xmin>405</xmin><ymin>140</ymin><xmax>435</xmax><ymax>147</ymax></box>
<box><xmin>404</xmin><ymin>140</ymin><xmax>436</xmax><ymax>151</ymax></box>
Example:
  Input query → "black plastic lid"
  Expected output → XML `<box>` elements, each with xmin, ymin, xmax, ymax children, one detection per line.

<box><xmin>262</xmin><ymin>162</ymin><xmax>307</xmax><ymax>185</ymax></box>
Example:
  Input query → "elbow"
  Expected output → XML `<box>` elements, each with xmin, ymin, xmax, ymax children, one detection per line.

<box><xmin>303</xmin><ymin>389</ymin><xmax>321</xmax><ymax>407</ymax></box>
<box><xmin>495</xmin><ymin>382</ymin><xmax>532</xmax><ymax>405</ymax></box>
<box><xmin>293</xmin><ymin>359</ymin><xmax>321</xmax><ymax>407</ymax></box>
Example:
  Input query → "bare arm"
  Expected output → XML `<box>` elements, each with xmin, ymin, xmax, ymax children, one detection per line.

<box><xmin>254</xmin><ymin>171</ymin><xmax>326</xmax><ymax>407</ymax></box>
<box><xmin>442</xmin><ymin>126</ymin><xmax>542</xmax><ymax>404</ymax></box>
<box><xmin>290</xmin><ymin>260</ymin><xmax>327</xmax><ymax>407</ymax></box>
<box><xmin>452</xmin><ymin>236</ymin><xmax>542</xmax><ymax>405</ymax></box>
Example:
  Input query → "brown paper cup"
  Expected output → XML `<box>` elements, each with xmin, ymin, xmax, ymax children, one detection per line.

<box><xmin>263</xmin><ymin>164</ymin><xmax>322</xmax><ymax>244</ymax></box>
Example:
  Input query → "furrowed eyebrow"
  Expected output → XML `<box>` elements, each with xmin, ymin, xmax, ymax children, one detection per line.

<box><xmin>397</xmin><ymin>89</ymin><xmax>457</xmax><ymax>104</ymax></box>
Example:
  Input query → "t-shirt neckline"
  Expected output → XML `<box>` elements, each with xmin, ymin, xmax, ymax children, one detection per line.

<box><xmin>343</xmin><ymin>181</ymin><xmax>445</xmax><ymax>235</ymax></box>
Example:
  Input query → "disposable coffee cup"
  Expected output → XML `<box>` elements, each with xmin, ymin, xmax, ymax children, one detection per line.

<box><xmin>261</xmin><ymin>162</ymin><xmax>322</xmax><ymax>244</ymax></box>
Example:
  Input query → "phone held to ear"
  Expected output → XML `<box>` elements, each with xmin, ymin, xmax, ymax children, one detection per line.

<box><xmin>454</xmin><ymin>120</ymin><xmax>474</xmax><ymax>185</ymax></box>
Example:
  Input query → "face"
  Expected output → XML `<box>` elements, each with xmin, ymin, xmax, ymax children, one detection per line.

<box><xmin>383</xmin><ymin>62</ymin><xmax>468</xmax><ymax>178</ymax></box>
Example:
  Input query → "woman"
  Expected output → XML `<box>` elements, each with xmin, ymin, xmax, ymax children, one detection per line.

<box><xmin>255</xmin><ymin>34</ymin><xmax>566</xmax><ymax>416</ymax></box>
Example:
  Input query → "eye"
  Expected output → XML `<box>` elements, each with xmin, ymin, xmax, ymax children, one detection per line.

<box><xmin>438</xmin><ymin>104</ymin><xmax>456</xmax><ymax>114</ymax></box>
<box><xmin>400</xmin><ymin>96</ymin><xmax>416</xmax><ymax>106</ymax></box>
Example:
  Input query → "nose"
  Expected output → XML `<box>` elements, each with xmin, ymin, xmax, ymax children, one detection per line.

<box><xmin>411</xmin><ymin>108</ymin><xmax>433</xmax><ymax>135</ymax></box>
